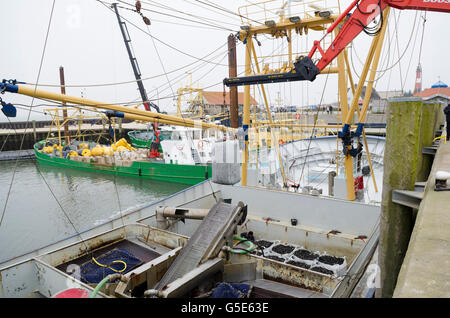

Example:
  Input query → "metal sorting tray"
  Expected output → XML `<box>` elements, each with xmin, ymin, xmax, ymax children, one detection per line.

<box><xmin>56</xmin><ymin>239</ymin><xmax>161</xmax><ymax>278</ymax></box>
<box><xmin>252</xmin><ymin>239</ymin><xmax>347</xmax><ymax>276</ymax></box>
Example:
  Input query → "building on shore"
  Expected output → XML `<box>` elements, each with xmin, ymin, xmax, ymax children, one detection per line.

<box><xmin>413</xmin><ymin>80</ymin><xmax>450</xmax><ymax>106</ymax></box>
<box><xmin>372</xmin><ymin>90</ymin><xmax>404</xmax><ymax>113</ymax></box>
<box><xmin>193</xmin><ymin>91</ymin><xmax>258</xmax><ymax>116</ymax></box>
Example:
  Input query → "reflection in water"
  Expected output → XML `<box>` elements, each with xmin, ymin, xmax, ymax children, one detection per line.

<box><xmin>0</xmin><ymin>159</ymin><xmax>190</xmax><ymax>262</ymax></box>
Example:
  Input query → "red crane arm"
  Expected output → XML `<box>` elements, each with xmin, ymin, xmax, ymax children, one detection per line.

<box><xmin>311</xmin><ymin>0</ymin><xmax>450</xmax><ymax>73</ymax></box>
<box><xmin>387</xmin><ymin>0</ymin><xmax>450</xmax><ymax>12</ymax></box>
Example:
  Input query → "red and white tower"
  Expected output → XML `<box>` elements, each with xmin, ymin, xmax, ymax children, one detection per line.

<box><xmin>414</xmin><ymin>63</ymin><xmax>422</xmax><ymax>94</ymax></box>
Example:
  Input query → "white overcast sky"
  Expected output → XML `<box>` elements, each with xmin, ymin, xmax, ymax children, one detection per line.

<box><xmin>1</xmin><ymin>0</ymin><xmax>449</xmax><ymax>122</ymax></box>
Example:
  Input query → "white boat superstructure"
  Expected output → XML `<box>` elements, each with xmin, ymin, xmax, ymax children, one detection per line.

<box><xmin>160</xmin><ymin>126</ymin><xmax>231</xmax><ymax>165</ymax></box>
<box><xmin>249</xmin><ymin>136</ymin><xmax>385</xmax><ymax>204</ymax></box>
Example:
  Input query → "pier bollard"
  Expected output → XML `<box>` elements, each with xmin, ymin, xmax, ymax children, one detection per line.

<box><xmin>378</xmin><ymin>97</ymin><xmax>423</xmax><ymax>298</ymax></box>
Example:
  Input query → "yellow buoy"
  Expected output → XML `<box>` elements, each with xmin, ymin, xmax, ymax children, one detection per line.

<box><xmin>82</xmin><ymin>149</ymin><xmax>91</xmax><ymax>157</ymax></box>
<box><xmin>44</xmin><ymin>146</ymin><xmax>55</xmax><ymax>153</ymax></box>
<box><xmin>103</xmin><ymin>147</ymin><xmax>113</xmax><ymax>156</ymax></box>
<box><xmin>115</xmin><ymin>138</ymin><xmax>133</xmax><ymax>149</ymax></box>
<box><xmin>91</xmin><ymin>145</ymin><xmax>104</xmax><ymax>156</ymax></box>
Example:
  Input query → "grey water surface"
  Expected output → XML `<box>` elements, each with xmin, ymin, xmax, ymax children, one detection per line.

<box><xmin>0</xmin><ymin>159</ymin><xmax>189</xmax><ymax>262</ymax></box>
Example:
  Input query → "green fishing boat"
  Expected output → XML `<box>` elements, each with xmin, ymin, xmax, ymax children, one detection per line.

<box><xmin>128</xmin><ymin>130</ymin><xmax>154</xmax><ymax>149</ymax></box>
<box><xmin>127</xmin><ymin>129</ymin><xmax>172</xmax><ymax>151</ymax></box>
<box><xmin>34</xmin><ymin>140</ymin><xmax>211</xmax><ymax>186</ymax></box>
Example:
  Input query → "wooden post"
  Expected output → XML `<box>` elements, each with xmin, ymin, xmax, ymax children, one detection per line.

<box><xmin>433</xmin><ymin>102</ymin><xmax>445</xmax><ymax>132</ymax></box>
<box><xmin>59</xmin><ymin>66</ymin><xmax>70</xmax><ymax>144</ymax></box>
<box><xmin>228</xmin><ymin>34</ymin><xmax>239</xmax><ymax>129</ymax></box>
<box><xmin>378</xmin><ymin>97</ymin><xmax>423</xmax><ymax>298</ymax></box>
<box><xmin>241</xmin><ymin>35</ymin><xmax>253</xmax><ymax>186</ymax></box>
<box><xmin>416</xmin><ymin>102</ymin><xmax>437</xmax><ymax>182</ymax></box>
<box><xmin>32</xmin><ymin>120</ymin><xmax>37</xmax><ymax>142</ymax></box>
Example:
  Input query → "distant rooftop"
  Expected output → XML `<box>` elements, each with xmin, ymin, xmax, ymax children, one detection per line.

<box><xmin>201</xmin><ymin>91</ymin><xmax>258</xmax><ymax>106</ymax></box>
<box><xmin>414</xmin><ymin>80</ymin><xmax>450</xmax><ymax>100</ymax></box>
<box><xmin>431</xmin><ymin>80</ymin><xmax>448</xmax><ymax>88</ymax></box>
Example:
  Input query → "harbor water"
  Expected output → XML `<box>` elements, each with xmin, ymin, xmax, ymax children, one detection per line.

<box><xmin>0</xmin><ymin>159</ymin><xmax>190</xmax><ymax>263</ymax></box>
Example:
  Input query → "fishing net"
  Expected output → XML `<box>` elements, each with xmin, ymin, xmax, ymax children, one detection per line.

<box><xmin>209</xmin><ymin>283</ymin><xmax>252</xmax><ymax>298</ymax></box>
<box><xmin>79</xmin><ymin>248</ymin><xmax>142</xmax><ymax>284</ymax></box>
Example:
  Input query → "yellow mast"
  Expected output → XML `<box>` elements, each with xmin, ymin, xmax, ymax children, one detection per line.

<box><xmin>13</xmin><ymin>85</ymin><xmax>232</xmax><ymax>132</ymax></box>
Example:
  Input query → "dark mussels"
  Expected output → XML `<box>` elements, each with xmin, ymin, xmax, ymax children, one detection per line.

<box><xmin>266</xmin><ymin>255</ymin><xmax>286</xmax><ymax>262</ymax></box>
<box><xmin>293</xmin><ymin>249</ymin><xmax>319</xmax><ymax>260</ymax></box>
<box><xmin>271</xmin><ymin>244</ymin><xmax>295</xmax><ymax>255</ymax></box>
<box><xmin>318</xmin><ymin>255</ymin><xmax>345</xmax><ymax>266</ymax></box>
<box><xmin>255</xmin><ymin>240</ymin><xmax>274</xmax><ymax>249</ymax></box>
<box><xmin>310</xmin><ymin>266</ymin><xmax>334</xmax><ymax>275</ymax></box>
<box><xmin>286</xmin><ymin>260</ymin><xmax>310</xmax><ymax>269</ymax></box>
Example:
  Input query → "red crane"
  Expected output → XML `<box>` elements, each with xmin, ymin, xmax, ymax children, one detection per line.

<box><xmin>308</xmin><ymin>0</ymin><xmax>450</xmax><ymax>76</ymax></box>
<box><xmin>223</xmin><ymin>0</ymin><xmax>450</xmax><ymax>157</ymax></box>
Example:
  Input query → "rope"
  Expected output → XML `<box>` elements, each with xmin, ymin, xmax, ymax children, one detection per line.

<box><xmin>296</xmin><ymin>70</ymin><xmax>331</xmax><ymax>187</ymax></box>
<box><xmin>91</xmin><ymin>256</ymin><xmax>127</xmax><ymax>273</ymax></box>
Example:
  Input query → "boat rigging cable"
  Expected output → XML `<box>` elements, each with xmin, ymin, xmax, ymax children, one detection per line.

<box><xmin>0</xmin><ymin>1</ymin><xmax>90</xmax><ymax>255</ymax></box>
<box><xmin>24</xmin><ymin>7</ymin><xmax>235</xmax><ymax>88</ymax></box>
<box><xmin>22</xmin><ymin>40</ymin><xmax>230</xmax><ymax>89</ymax></box>
<box><xmin>184</xmin><ymin>0</ymin><xmax>243</xmax><ymax>24</ymax></box>
<box><xmin>0</xmin><ymin>2</ymin><xmax>128</xmax><ymax>255</ymax></box>
<box><xmin>20</xmin><ymin>1</ymin><xmax>243</xmax><ymax>91</ymax></box>
<box><xmin>1</xmin><ymin>0</ymin><xmax>57</xmax><ymax>231</ymax></box>
<box><xmin>349</xmin><ymin>9</ymin><xmax>418</xmax><ymax>88</ymax></box>
<box><xmin>297</xmin><ymin>70</ymin><xmax>331</xmax><ymax>188</ymax></box>
<box><xmin>128</xmin><ymin>3</ymin><xmax>219</xmax><ymax>201</ymax></box>
<box><xmin>135</xmin><ymin>0</ymin><xmax>241</xmax><ymax>30</ymax></box>
<box><xmin>193</xmin><ymin>0</ymin><xmax>265</xmax><ymax>27</ymax></box>
<box><xmin>97</xmin><ymin>0</ymin><xmax>236</xmax><ymax>67</ymax></box>
<box><xmin>369</xmin><ymin>11</ymin><xmax>426</xmax><ymax>169</ymax></box>
<box><xmin>400</xmin><ymin>13</ymin><xmax>422</xmax><ymax>92</ymax></box>
<box><xmin>112</xmin><ymin>19</ymin><xmax>287</xmax><ymax>116</ymax></box>
<box><xmin>118</xmin><ymin>0</ymin><xmax>239</xmax><ymax>31</ymax></box>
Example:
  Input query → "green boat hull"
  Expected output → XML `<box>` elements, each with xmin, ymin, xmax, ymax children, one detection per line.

<box><xmin>34</xmin><ymin>142</ymin><xmax>211</xmax><ymax>186</ymax></box>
